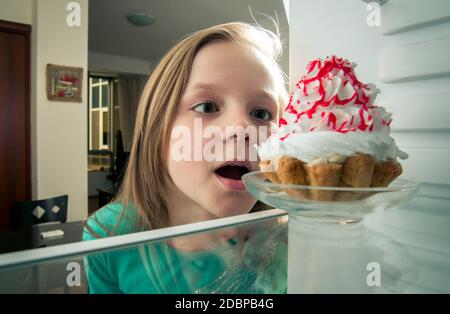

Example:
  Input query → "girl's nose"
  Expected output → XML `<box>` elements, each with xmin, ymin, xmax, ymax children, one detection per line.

<box><xmin>223</xmin><ymin>110</ymin><xmax>252</xmax><ymax>142</ymax></box>
<box><xmin>227</xmin><ymin>131</ymin><xmax>250</xmax><ymax>142</ymax></box>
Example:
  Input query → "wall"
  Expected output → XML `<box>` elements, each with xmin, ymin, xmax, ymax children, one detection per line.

<box><xmin>88</xmin><ymin>51</ymin><xmax>152</xmax><ymax>75</ymax></box>
<box><xmin>0</xmin><ymin>0</ymin><xmax>33</xmax><ymax>24</ymax></box>
<box><xmin>31</xmin><ymin>0</ymin><xmax>89</xmax><ymax>222</ymax></box>
<box><xmin>289</xmin><ymin>0</ymin><xmax>450</xmax><ymax>292</ymax></box>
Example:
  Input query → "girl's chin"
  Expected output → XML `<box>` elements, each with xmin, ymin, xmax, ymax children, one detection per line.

<box><xmin>213</xmin><ymin>201</ymin><xmax>254</xmax><ymax>217</ymax></box>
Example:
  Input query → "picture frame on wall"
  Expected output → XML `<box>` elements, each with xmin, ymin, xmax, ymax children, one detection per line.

<box><xmin>46</xmin><ymin>64</ymin><xmax>83</xmax><ymax>102</ymax></box>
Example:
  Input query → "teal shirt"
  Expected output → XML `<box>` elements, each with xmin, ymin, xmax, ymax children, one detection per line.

<box><xmin>82</xmin><ymin>203</ymin><xmax>287</xmax><ymax>294</ymax></box>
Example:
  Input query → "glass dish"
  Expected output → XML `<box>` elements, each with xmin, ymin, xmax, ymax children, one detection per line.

<box><xmin>243</xmin><ymin>171</ymin><xmax>420</xmax><ymax>223</ymax></box>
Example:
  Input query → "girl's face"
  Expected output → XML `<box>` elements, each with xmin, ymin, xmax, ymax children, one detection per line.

<box><xmin>167</xmin><ymin>40</ymin><xmax>280</xmax><ymax>224</ymax></box>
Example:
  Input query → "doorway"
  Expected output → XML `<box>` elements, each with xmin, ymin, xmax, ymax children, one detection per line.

<box><xmin>0</xmin><ymin>20</ymin><xmax>31</xmax><ymax>230</ymax></box>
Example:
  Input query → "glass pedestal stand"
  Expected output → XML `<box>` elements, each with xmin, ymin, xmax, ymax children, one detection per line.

<box><xmin>242</xmin><ymin>172</ymin><xmax>421</xmax><ymax>294</ymax></box>
<box><xmin>287</xmin><ymin>213</ymin><xmax>418</xmax><ymax>293</ymax></box>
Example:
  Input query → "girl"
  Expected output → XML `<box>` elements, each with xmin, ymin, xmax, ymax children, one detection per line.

<box><xmin>83</xmin><ymin>22</ymin><xmax>288</xmax><ymax>293</ymax></box>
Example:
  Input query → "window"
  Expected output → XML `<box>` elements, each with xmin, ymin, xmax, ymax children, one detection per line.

<box><xmin>88</xmin><ymin>76</ymin><xmax>121</xmax><ymax>171</ymax></box>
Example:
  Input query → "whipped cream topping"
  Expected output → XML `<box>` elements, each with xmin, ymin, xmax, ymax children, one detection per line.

<box><xmin>257</xmin><ymin>56</ymin><xmax>408</xmax><ymax>164</ymax></box>
<box><xmin>258</xmin><ymin>131</ymin><xmax>408</xmax><ymax>164</ymax></box>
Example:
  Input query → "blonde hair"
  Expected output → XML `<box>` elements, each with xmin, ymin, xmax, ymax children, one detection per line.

<box><xmin>104</xmin><ymin>22</ymin><xmax>287</xmax><ymax>233</ymax></box>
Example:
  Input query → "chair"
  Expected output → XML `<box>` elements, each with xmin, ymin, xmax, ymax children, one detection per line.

<box><xmin>11</xmin><ymin>195</ymin><xmax>68</xmax><ymax>229</ymax></box>
<box><xmin>107</xmin><ymin>130</ymin><xmax>129</xmax><ymax>193</ymax></box>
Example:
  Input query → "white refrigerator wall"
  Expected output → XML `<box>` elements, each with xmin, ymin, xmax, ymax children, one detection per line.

<box><xmin>289</xmin><ymin>0</ymin><xmax>450</xmax><ymax>292</ymax></box>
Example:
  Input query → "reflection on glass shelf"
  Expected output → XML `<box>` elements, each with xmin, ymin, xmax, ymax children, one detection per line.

<box><xmin>288</xmin><ymin>214</ymin><xmax>420</xmax><ymax>293</ymax></box>
<box><xmin>0</xmin><ymin>256</ymin><xmax>87</xmax><ymax>294</ymax></box>
<box><xmin>1</xmin><ymin>199</ymin><xmax>448</xmax><ymax>294</ymax></box>
<box><xmin>0</xmin><ymin>211</ymin><xmax>288</xmax><ymax>294</ymax></box>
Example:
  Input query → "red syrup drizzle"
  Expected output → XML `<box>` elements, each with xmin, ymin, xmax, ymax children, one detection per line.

<box><xmin>279</xmin><ymin>56</ymin><xmax>392</xmax><ymax>141</ymax></box>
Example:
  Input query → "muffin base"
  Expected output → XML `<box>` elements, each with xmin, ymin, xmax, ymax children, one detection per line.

<box><xmin>259</xmin><ymin>154</ymin><xmax>403</xmax><ymax>201</ymax></box>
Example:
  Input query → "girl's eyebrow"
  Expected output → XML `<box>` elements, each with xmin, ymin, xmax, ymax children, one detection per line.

<box><xmin>180</xmin><ymin>82</ymin><xmax>218</xmax><ymax>104</ymax></box>
<box><xmin>189</xmin><ymin>82</ymin><xmax>219</xmax><ymax>92</ymax></box>
<box><xmin>190</xmin><ymin>82</ymin><xmax>276</xmax><ymax>101</ymax></box>
<box><xmin>254</xmin><ymin>90</ymin><xmax>277</xmax><ymax>104</ymax></box>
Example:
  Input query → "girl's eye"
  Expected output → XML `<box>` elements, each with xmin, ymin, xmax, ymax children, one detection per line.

<box><xmin>250</xmin><ymin>109</ymin><xmax>273</xmax><ymax>121</ymax></box>
<box><xmin>193</xmin><ymin>101</ymin><xmax>218</xmax><ymax>114</ymax></box>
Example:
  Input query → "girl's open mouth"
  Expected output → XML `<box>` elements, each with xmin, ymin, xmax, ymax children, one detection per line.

<box><xmin>214</xmin><ymin>162</ymin><xmax>250</xmax><ymax>191</ymax></box>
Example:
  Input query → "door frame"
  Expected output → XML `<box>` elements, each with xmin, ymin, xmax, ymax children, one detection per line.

<box><xmin>0</xmin><ymin>19</ymin><xmax>32</xmax><ymax>200</ymax></box>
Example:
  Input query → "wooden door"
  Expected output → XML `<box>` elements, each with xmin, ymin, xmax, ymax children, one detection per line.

<box><xmin>0</xmin><ymin>20</ymin><xmax>31</xmax><ymax>230</ymax></box>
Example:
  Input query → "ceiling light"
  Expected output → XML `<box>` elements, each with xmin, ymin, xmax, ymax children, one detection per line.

<box><xmin>126</xmin><ymin>13</ymin><xmax>155</xmax><ymax>26</ymax></box>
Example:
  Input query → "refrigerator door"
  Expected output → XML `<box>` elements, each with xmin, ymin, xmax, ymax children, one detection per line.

<box><xmin>288</xmin><ymin>0</ymin><xmax>450</xmax><ymax>293</ymax></box>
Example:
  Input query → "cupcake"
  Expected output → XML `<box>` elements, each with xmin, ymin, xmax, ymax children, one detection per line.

<box><xmin>257</xmin><ymin>56</ymin><xmax>408</xmax><ymax>201</ymax></box>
